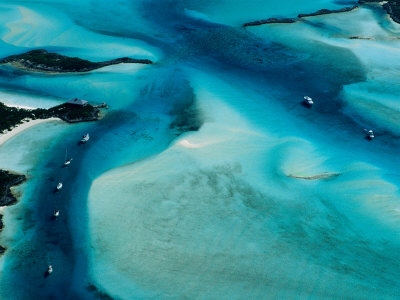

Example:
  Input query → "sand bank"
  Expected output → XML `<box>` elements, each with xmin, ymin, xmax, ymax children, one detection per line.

<box><xmin>0</xmin><ymin>118</ymin><xmax>61</xmax><ymax>148</ymax></box>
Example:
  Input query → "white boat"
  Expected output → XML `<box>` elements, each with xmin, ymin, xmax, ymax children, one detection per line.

<box><xmin>64</xmin><ymin>149</ymin><xmax>72</xmax><ymax>166</ymax></box>
<box><xmin>364</xmin><ymin>129</ymin><xmax>374</xmax><ymax>140</ymax></box>
<box><xmin>304</xmin><ymin>96</ymin><xmax>314</xmax><ymax>106</ymax></box>
<box><xmin>57</xmin><ymin>182</ymin><xmax>63</xmax><ymax>190</ymax></box>
<box><xmin>47</xmin><ymin>265</ymin><xmax>53</xmax><ymax>274</ymax></box>
<box><xmin>81</xmin><ymin>133</ymin><xmax>90</xmax><ymax>143</ymax></box>
<box><xmin>54</xmin><ymin>210</ymin><xmax>60</xmax><ymax>217</ymax></box>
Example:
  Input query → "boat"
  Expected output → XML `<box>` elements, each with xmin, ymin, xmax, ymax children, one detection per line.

<box><xmin>64</xmin><ymin>149</ymin><xmax>72</xmax><ymax>166</ymax></box>
<box><xmin>54</xmin><ymin>210</ymin><xmax>60</xmax><ymax>217</ymax></box>
<box><xmin>47</xmin><ymin>265</ymin><xmax>53</xmax><ymax>274</ymax></box>
<box><xmin>80</xmin><ymin>133</ymin><xmax>90</xmax><ymax>143</ymax></box>
<box><xmin>57</xmin><ymin>182</ymin><xmax>63</xmax><ymax>190</ymax></box>
<box><xmin>364</xmin><ymin>129</ymin><xmax>375</xmax><ymax>140</ymax></box>
<box><xmin>304</xmin><ymin>96</ymin><xmax>314</xmax><ymax>106</ymax></box>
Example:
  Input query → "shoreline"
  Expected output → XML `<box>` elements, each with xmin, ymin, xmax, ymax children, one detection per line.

<box><xmin>4</xmin><ymin>103</ymin><xmax>37</xmax><ymax>110</ymax></box>
<box><xmin>0</xmin><ymin>171</ymin><xmax>27</xmax><ymax>256</ymax></box>
<box><xmin>0</xmin><ymin>117</ymin><xmax>61</xmax><ymax>148</ymax></box>
<box><xmin>359</xmin><ymin>0</ymin><xmax>400</xmax><ymax>24</ymax></box>
<box><xmin>0</xmin><ymin>117</ymin><xmax>60</xmax><ymax>255</ymax></box>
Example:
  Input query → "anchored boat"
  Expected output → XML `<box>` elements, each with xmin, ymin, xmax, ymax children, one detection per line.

<box><xmin>80</xmin><ymin>133</ymin><xmax>90</xmax><ymax>143</ymax></box>
<box><xmin>364</xmin><ymin>129</ymin><xmax>375</xmax><ymax>140</ymax></box>
<box><xmin>304</xmin><ymin>96</ymin><xmax>314</xmax><ymax>107</ymax></box>
<box><xmin>64</xmin><ymin>149</ymin><xmax>72</xmax><ymax>166</ymax></box>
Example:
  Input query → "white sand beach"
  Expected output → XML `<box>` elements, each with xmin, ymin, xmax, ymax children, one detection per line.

<box><xmin>0</xmin><ymin>118</ymin><xmax>61</xmax><ymax>148</ymax></box>
<box><xmin>4</xmin><ymin>103</ymin><xmax>36</xmax><ymax>110</ymax></box>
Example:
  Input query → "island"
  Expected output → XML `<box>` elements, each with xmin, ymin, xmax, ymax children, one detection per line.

<box><xmin>0</xmin><ymin>100</ymin><xmax>100</xmax><ymax>134</ymax></box>
<box><xmin>243</xmin><ymin>6</ymin><xmax>358</xmax><ymax>27</ymax></box>
<box><xmin>359</xmin><ymin>0</ymin><xmax>400</xmax><ymax>24</ymax></box>
<box><xmin>297</xmin><ymin>6</ymin><xmax>358</xmax><ymax>18</ymax></box>
<box><xmin>349</xmin><ymin>36</ymin><xmax>373</xmax><ymax>40</ymax></box>
<box><xmin>243</xmin><ymin>18</ymin><xmax>297</xmax><ymax>27</ymax></box>
<box><xmin>0</xmin><ymin>170</ymin><xmax>26</xmax><ymax>255</ymax></box>
<box><xmin>287</xmin><ymin>172</ymin><xmax>340</xmax><ymax>180</ymax></box>
<box><xmin>0</xmin><ymin>49</ymin><xmax>153</xmax><ymax>73</ymax></box>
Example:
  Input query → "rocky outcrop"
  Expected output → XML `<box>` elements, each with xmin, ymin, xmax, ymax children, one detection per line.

<box><xmin>0</xmin><ymin>49</ymin><xmax>153</xmax><ymax>73</ymax></box>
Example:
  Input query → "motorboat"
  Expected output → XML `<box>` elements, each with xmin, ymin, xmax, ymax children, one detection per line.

<box><xmin>304</xmin><ymin>96</ymin><xmax>314</xmax><ymax>106</ymax></box>
<box><xmin>47</xmin><ymin>265</ymin><xmax>53</xmax><ymax>274</ymax></box>
<box><xmin>80</xmin><ymin>133</ymin><xmax>90</xmax><ymax>143</ymax></box>
<box><xmin>56</xmin><ymin>182</ymin><xmax>63</xmax><ymax>190</ymax></box>
<box><xmin>54</xmin><ymin>210</ymin><xmax>60</xmax><ymax>217</ymax></box>
<box><xmin>364</xmin><ymin>129</ymin><xmax>374</xmax><ymax>140</ymax></box>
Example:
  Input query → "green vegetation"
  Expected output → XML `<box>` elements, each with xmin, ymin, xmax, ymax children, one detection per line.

<box><xmin>0</xmin><ymin>102</ymin><xmax>35</xmax><ymax>133</ymax></box>
<box><xmin>5</xmin><ymin>50</ymin><xmax>94</xmax><ymax>70</ymax></box>
<box><xmin>360</xmin><ymin>0</ymin><xmax>400</xmax><ymax>23</ymax></box>
<box><xmin>0</xmin><ymin>49</ymin><xmax>153</xmax><ymax>73</ymax></box>
<box><xmin>0</xmin><ymin>170</ymin><xmax>25</xmax><ymax>206</ymax></box>
<box><xmin>47</xmin><ymin>103</ymin><xmax>100</xmax><ymax>123</ymax></box>
<box><xmin>385</xmin><ymin>0</ymin><xmax>400</xmax><ymax>22</ymax></box>
<box><xmin>0</xmin><ymin>170</ymin><xmax>25</xmax><ymax>255</ymax></box>
<box><xmin>0</xmin><ymin>101</ymin><xmax>100</xmax><ymax>133</ymax></box>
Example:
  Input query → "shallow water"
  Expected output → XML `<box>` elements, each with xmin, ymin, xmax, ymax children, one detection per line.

<box><xmin>0</xmin><ymin>0</ymin><xmax>399</xmax><ymax>299</ymax></box>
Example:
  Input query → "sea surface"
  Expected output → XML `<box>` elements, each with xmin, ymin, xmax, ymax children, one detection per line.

<box><xmin>0</xmin><ymin>0</ymin><xmax>400</xmax><ymax>299</ymax></box>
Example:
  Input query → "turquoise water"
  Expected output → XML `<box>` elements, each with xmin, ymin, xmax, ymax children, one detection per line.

<box><xmin>0</xmin><ymin>0</ymin><xmax>400</xmax><ymax>299</ymax></box>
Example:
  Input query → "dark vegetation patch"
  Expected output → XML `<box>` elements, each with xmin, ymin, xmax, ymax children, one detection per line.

<box><xmin>169</xmin><ymin>92</ymin><xmax>203</xmax><ymax>134</ymax></box>
<box><xmin>0</xmin><ymin>170</ymin><xmax>26</xmax><ymax>207</ymax></box>
<box><xmin>0</xmin><ymin>101</ymin><xmax>100</xmax><ymax>133</ymax></box>
<box><xmin>359</xmin><ymin>0</ymin><xmax>400</xmax><ymax>23</ymax></box>
<box><xmin>243</xmin><ymin>6</ymin><xmax>358</xmax><ymax>27</ymax></box>
<box><xmin>0</xmin><ymin>49</ymin><xmax>153</xmax><ymax>73</ymax></box>
<box><xmin>87</xmin><ymin>283</ymin><xmax>114</xmax><ymax>300</ymax></box>
<box><xmin>0</xmin><ymin>170</ymin><xmax>26</xmax><ymax>256</ymax></box>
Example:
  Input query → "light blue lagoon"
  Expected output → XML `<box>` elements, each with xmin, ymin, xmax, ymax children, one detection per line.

<box><xmin>0</xmin><ymin>0</ymin><xmax>399</xmax><ymax>299</ymax></box>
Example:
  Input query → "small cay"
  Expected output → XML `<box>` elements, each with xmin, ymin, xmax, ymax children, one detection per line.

<box><xmin>0</xmin><ymin>49</ymin><xmax>153</xmax><ymax>73</ymax></box>
<box><xmin>243</xmin><ymin>6</ymin><xmax>358</xmax><ymax>27</ymax></box>
<box><xmin>287</xmin><ymin>172</ymin><xmax>340</xmax><ymax>180</ymax></box>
